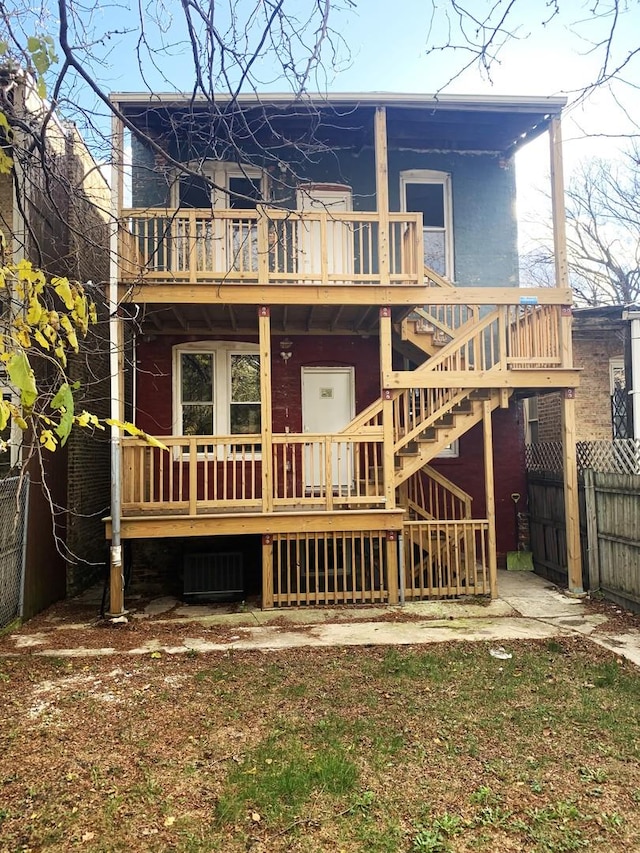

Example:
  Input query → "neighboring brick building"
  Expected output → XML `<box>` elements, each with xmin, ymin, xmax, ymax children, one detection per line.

<box><xmin>526</xmin><ymin>306</ymin><xmax>634</xmax><ymax>444</ymax></box>
<box><xmin>0</xmin><ymin>71</ymin><xmax>110</xmax><ymax>615</ymax></box>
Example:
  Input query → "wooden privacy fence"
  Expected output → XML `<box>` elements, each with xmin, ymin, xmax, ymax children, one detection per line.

<box><xmin>584</xmin><ymin>470</ymin><xmax>640</xmax><ymax>612</ymax></box>
<box><xmin>526</xmin><ymin>443</ymin><xmax>640</xmax><ymax>612</ymax></box>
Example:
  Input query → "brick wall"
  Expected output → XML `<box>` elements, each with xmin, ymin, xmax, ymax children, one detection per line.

<box><xmin>535</xmin><ymin>324</ymin><xmax>624</xmax><ymax>443</ymax></box>
<box><xmin>62</xmin><ymin>131</ymin><xmax>111</xmax><ymax>594</ymax></box>
<box><xmin>4</xmin><ymin>86</ymin><xmax>112</xmax><ymax>602</ymax></box>
<box><xmin>433</xmin><ymin>402</ymin><xmax>527</xmax><ymax>559</ymax></box>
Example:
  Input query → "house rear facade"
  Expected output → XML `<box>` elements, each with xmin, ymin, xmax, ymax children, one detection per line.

<box><xmin>107</xmin><ymin>92</ymin><xmax>582</xmax><ymax>610</ymax></box>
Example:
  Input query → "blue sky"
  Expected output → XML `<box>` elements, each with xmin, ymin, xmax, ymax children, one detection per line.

<box><xmin>45</xmin><ymin>0</ymin><xmax>639</xmax><ymax>238</ymax></box>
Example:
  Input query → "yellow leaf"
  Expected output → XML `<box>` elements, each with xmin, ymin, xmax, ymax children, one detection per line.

<box><xmin>250</xmin><ymin>811</ymin><xmax>261</xmax><ymax>823</ymax></box>
<box><xmin>66</xmin><ymin>328</ymin><xmax>78</xmax><ymax>353</ymax></box>
<box><xmin>15</xmin><ymin>328</ymin><xmax>31</xmax><ymax>348</ymax></box>
<box><xmin>60</xmin><ymin>315</ymin><xmax>73</xmax><ymax>334</ymax></box>
<box><xmin>34</xmin><ymin>329</ymin><xmax>50</xmax><ymax>350</ymax></box>
<box><xmin>0</xmin><ymin>400</ymin><xmax>9</xmax><ymax>431</ymax></box>
<box><xmin>26</xmin><ymin>296</ymin><xmax>42</xmax><ymax>325</ymax></box>
<box><xmin>52</xmin><ymin>277</ymin><xmax>74</xmax><ymax>310</ymax></box>
<box><xmin>150</xmin><ymin>651</ymin><xmax>162</xmax><ymax>658</ymax></box>
<box><xmin>43</xmin><ymin>324</ymin><xmax>57</xmax><ymax>343</ymax></box>
<box><xmin>54</xmin><ymin>342</ymin><xmax>67</xmax><ymax>368</ymax></box>
<box><xmin>15</xmin><ymin>417</ymin><xmax>27</xmax><ymax>430</ymax></box>
<box><xmin>40</xmin><ymin>430</ymin><xmax>57</xmax><ymax>451</ymax></box>
<box><xmin>163</xmin><ymin>816</ymin><xmax>175</xmax><ymax>827</ymax></box>
<box><xmin>89</xmin><ymin>302</ymin><xmax>98</xmax><ymax>324</ymax></box>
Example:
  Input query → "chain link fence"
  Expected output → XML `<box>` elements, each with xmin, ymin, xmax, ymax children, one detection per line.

<box><xmin>0</xmin><ymin>476</ymin><xmax>29</xmax><ymax>630</ymax></box>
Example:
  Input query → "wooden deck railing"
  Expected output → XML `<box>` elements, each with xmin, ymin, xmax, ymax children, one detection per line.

<box><xmin>403</xmin><ymin>518</ymin><xmax>490</xmax><ymax>598</ymax></box>
<box><xmin>121</xmin><ymin>430</ymin><xmax>385</xmax><ymax>516</ymax></box>
<box><xmin>118</xmin><ymin>207</ymin><xmax>423</xmax><ymax>285</ymax></box>
<box><xmin>404</xmin><ymin>467</ymin><xmax>472</xmax><ymax>521</ymax></box>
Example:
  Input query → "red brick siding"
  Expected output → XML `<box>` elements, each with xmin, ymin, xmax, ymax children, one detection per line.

<box><xmin>433</xmin><ymin>404</ymin><xmax>526</xmax><ymax>557</ymax></box>
<box><xmin>137</xmin><ymin>335</ymin><xmax>526</xmax><ymax>558</ymax></box>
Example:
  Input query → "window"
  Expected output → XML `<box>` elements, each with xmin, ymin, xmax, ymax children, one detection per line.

<box><xmin>174</xmin><ymin>342</ymin><xmax>261</xmax><ymax>436</ymax></box>
<box><xmin>400</xmin><ymin>170</ymin><xmax>453</xmax><ymax>279</ymax></box>
<box><xmin>610</xmin><ymin>358</ymin><xmax>628</xmax><ymax>439</ymax></box>
<box><xmin>174</xmin><ymin>163</ymin><xmax>265</xmax><ymax>209</ymax></box>
<box><xmin>524</xmin><ymin>397</ymin><xmax>539</xmax><ymax>445</ymax></box>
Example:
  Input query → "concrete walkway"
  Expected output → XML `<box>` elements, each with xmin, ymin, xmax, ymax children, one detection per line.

<box><xmin>4</xmin><ymin>571</ymin><xmax>640</xmax><ymax>666</ymax></box>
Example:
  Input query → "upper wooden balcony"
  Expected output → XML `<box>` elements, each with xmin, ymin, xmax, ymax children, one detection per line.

<box><xmin>118</xmin><ymin>206</ymin><xmax>423</xmax><ymax>294</ymax></box>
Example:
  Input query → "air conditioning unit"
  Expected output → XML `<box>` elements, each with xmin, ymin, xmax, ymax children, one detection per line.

<box><xmin>183</xmin><ymin>552</ymin><xmax>244</xmax><ymax>601</ymax></box>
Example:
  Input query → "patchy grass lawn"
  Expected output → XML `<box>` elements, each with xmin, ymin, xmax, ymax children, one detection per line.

<box><xmin>1</xmin><ymin>638</ymin><xmax>639</xmax><ymax>852</ymax></box>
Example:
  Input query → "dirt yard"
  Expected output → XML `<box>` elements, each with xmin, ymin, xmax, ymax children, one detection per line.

<box><xmin>1</xmin><ymin>637</ymin><xmax>640</xmax><ymax>851</ymax></box>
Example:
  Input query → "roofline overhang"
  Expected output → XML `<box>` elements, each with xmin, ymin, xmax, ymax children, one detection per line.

<box><xmin>109</xmin><ymin>91</ymin><xmax>567</xmax><ymax>115</ymax></box>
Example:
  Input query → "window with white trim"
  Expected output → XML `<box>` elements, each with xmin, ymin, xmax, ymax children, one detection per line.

<box><xmin>173</xmin><ymin>163</ymin><xmax>265</xmax><ymax>209</ymax></box>
<box><xmin>400</xmin><ymin>170</ymin><xmax>454</xmax><ymax>279</ymax></box>
<box><xmin>610</xmin><ymin>357</ymin><xmax>628</xmax><ymax>439</ymax></box>
<box><xmin>174</xmin><ymin>342</ymin><xmax>261</xmax><ymax>436</ymax></box>
<box><xmin>524</xmin><ymin>397</ymin><xmax>540</xmax><ymax>445</ymax></box>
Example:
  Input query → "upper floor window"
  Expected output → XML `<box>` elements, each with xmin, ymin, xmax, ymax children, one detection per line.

<box><xmin>400</xmin><ymin>170</ymin><xmax>453</xmax><ymax>279</ymax></box>
<box><xmin>173</xmin><ymin>163</ymin><xmax>265</xmax><ymax>210</ymax></box>
<box><xmin>173</xmin><ymin>342</ymin><xmax>261</xmax><ymax>437</ymax></box>
<box><xmin>610</xmin><ymin>357</ymin><xmax>628</xmax><ymax>439</ymax></box>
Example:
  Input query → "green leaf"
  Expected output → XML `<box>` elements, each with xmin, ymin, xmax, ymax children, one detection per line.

<box><xmin>51</xmin><ymin>382</ymin><xmax>74</xmax><ymax>446</ymax></box>
<box><xmin>7</xmin><ymin>352</ymin><xmax>37</xmax><ymax>410</ymax></box>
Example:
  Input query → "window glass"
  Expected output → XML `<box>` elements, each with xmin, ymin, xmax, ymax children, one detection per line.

<box><xmin>228</xmin><ymin>176</ymin><xmax>262</xmax><ymax>209</ymax></box>
<box><xmin>422</xmin><ymin>232</ymin><xmax>446</xmax><ymax>277</ymax></box>
<box><xmin>230</xmin><ymin>354</ymin><xmax>261</xmax><ymax>434</ymax></box>
<box><xmin>178</xmin><ymin>174</ymin><xmax>211</xmax><ymax>208</ymax></box>
<box><xmin>181</xmin><ymin>352</ymin><xmax>214</xmax><ymax>434</ymax></box>
<box><xmin>405</xmin><ymin>183</ymin><xmax>444</xmax><ymax>227</ymax></box>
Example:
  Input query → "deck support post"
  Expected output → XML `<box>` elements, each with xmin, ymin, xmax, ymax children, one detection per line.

<box><xmin>259</xmin><ymin>307</ymin><xmax>273</xmax><ymax>513</ymax></box>
<box><xmin>374</xmin><ymin>106</ymin><xmax>390</xmax><ymax>286</ymax></box>
<box><xmin>380</xmin><ymin>308</ymin><xmax>395</xmax><ymax>509</ymax></box>
<box><xmin>482</xmin><ymin>401</ymin><xmax>498</xmax><ymax>598</ymax></box>
<box><xmin>108</xmin><ymin>114</ymin><xmax>126</xmax><ymax>617</ymax></box>
<box><xmin>262</xmin><ymin>534</ymin><xmax>274</xmax><ymax>608</ymax></box>
<box><xmin>550</xmin><ymin>116</ymin><xmax>583</xmax><ymax>593</ymax></box>
<box><xmin>385</xmin><ymin>531</ymin><xmax>399</xmax><ymax>605</ymax></box>
<box><xmin>562</xmin><ymin>389</ymin><xmax>584</xmax><ymax>593</ymax></box>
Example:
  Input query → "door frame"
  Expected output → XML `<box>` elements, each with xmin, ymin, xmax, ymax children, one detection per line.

<box><xmin>301</xmin><ymin>366</ymin><xmax>356</xmax><ymax>432</ymax></box>
<box><xmin>301</xmin><ymin>366</ymin><xmax>356</xmax><ymax>494</ymax></box>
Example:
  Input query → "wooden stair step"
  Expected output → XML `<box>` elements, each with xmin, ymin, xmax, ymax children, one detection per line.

<box><xmin>397</xmin><ymin>441</ymin><xmax>419</xmax><ymax>456</ymax></box>
<box><xmin>433</xmin><ymin>413</ymin><xmax>455</xmax><ymax>428</ymax></box>
<box><xmin>418</xmin><ymin>427</ymin><xmax>437</xmax><ymax>441</ymax></box>
<box><xmin>469</xmin><ymin>389</ymin><xmax>492</xmax><ymax>400</ymax></box>
<box><xmin>452</xmin><ymin>399</ymin><xmax>473</xmax><ymax>413</ymax></box>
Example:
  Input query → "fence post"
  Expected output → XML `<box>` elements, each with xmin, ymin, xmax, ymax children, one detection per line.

<box><xmin>583</xmin><ymin>467</ymin><xmax>600</xmax><ymax>592</ymax></box>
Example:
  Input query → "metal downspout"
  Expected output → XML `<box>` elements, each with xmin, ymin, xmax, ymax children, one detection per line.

<box><xmin>107</xmin><ymin>119</ymin><xmax>124</xmax><ymax>616</ymax></box>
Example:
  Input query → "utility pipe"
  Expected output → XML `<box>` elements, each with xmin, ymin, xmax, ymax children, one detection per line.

<box><xmin>107</xmin><ymin>115</ymin><xmax>124</xmax><ymax>616</ymax></box>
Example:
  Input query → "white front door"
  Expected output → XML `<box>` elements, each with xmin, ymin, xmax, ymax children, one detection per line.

<box><xmin>301</xmin><ymin>367</ymin><xmax>355</xmax><ymax>493</ymax></box>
